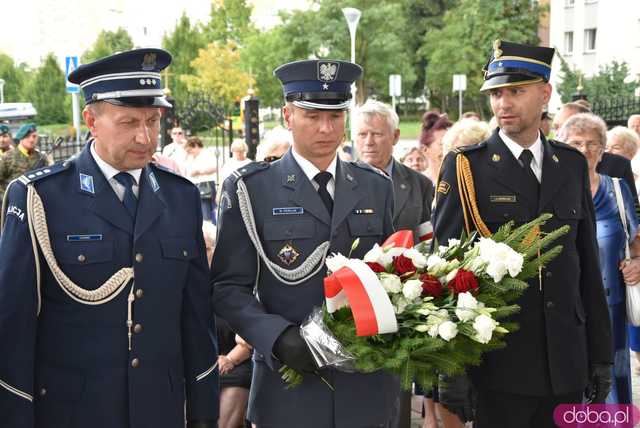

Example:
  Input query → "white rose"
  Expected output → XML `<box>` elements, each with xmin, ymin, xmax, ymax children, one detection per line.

<box><xmin>427</xmin><ymin>254</ymin><xmax>447</xmax><ymax>270</ymax></box>
<box><xmin>363</xmin><ymin>244</ymin><xmax>384</xmax><ymax>264</ymax></box>
<box><xmin>378</xmin><ymin>247</ymin><xmax>404</xmax><ymax>267</ymax></box>
<box><xmin>438</xmin><ymin>321</ymin><xmax>458</xmax><ymax>341</ymax></box>
<box><xmin>403</xmin><ymin>248</ymin><xmax>428</xmax><ymax>269</ymax></box>
<box><xmin>380</xmin><ymin>273</ymin><xmax>403</xmax><ymax>294</ymax></box>
<box><xmin>473</xmin><ymin>314</ymin><xmax>498</xmax><ymax>344</ymax></box>
<box><xmin>447</xmin><ymin>238</ymin><xmax>461</xmax><ymax>248</ymax></box>
<box><xmin>402</xmin><ymin>279</ymin><xmax>423</xmax><ymax>301</ymax></box>
<box><xmin>393</xmin><ymin>296</ymin><xmax>410</xmax><ymax>314</ymax></box>
<box><xmin>455</xmin><ymin>291</ymin><xmax>478</xmax><ymax>322</ymax></box>
<box><xmin>505</xmin><ymin>250</ymin><xmax>524</xmax><ymax>278</ymax></box>
<box><xmin>325</xmin><ymin>253</ymin><xmax>349</xmax><ymax>273</ymax></box>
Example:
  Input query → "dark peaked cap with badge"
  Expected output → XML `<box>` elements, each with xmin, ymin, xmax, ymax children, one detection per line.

<box><xmin>68</xmin><ymin>48</ymin><xmax>172</xmax><ymax>108</ymax></box>
<box><xmin>480</xmin><ymin>39</ymin><xmax>555</xmax><ymax>92</ymax></box>
<box><xmin>274</xmin><ymin>59</ymin><xmax>362</xmax><ymax>110</ymax></box>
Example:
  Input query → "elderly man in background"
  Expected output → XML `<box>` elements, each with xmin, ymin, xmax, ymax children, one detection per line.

<box><xmin>255</xmin><ymin>126</ymin><xmax>292</xmax><ymax>162</ymax></box>
<box><xmin>628</xmin><ymin>114</ymin><xmax>640</xmax><ymax>137</ymax></box>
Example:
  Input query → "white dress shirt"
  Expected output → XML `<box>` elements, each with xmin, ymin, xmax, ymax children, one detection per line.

<box><xmin>291</xmin><ymin>148</ymin><xmax>338</xmax><ymax>199</ymax></box>
<box><xmin>90</xmin><ymin>142</ymin><xmax>142</xmax><ymax>200</ymax></box>
<box><xmin>499</xmin><ymin>129</ymin><xmax>543</xmax><ymax>183</ymax></box>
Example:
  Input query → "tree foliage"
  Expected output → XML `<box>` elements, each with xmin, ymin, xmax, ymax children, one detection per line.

<box><xmin>181</xmin><ymin>41</ymin><xmax>254</xmax><ymax>109</ymax></box>
<box><xmin>0</xmin><ymin>53</ymin><xmax>30</xmax><ymax>102</ymax></box>
<box><xmin>162</xmin><ymin>13</ymin><xmax>207</xmax><ymax>108</ymax></box>
<box><xmin>204</xmin><ymin>0</ymin><xmax>255</xmax><ymax>44</ymax></box>
<box><xmin>25</xmin><ymin>53</ymin><xmax>69</xmax><ymax>124</ymax></box>
<box><xmin>557</xmin><ymin>58</ymin><xmax>638</xmax><ymax>103</ymax></box>
<box><xmin>81</xmin><ymin>28</ymin><xmax>134</xmax><ymax>63</ymax></box>
<box><xmin>422</xmin><ymin>0</ymin><xmax>543</xmax><ymax>117</ymax></box>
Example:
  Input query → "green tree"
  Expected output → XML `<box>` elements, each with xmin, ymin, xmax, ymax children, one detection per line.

<box><xmin>0</xmin><ymin>53</ymin><xmax>30</xmax><ymax>102</ymax></box>
<box><xmin>556</xmin><ymin>54</ymin><xmax>579</xmax><ymax>104</ymax></box>
<box><xmin>82</xmin><ymin>28</ymin><xmax>134</xmax><ymax>63</ymax></box>
<box><xmin>25</xmin><ymin>53</ymin><xmax>69</xmax><ymax>124</ymax></box>
<box><xmin>422</xmin><ymin>0</ymin><xmax>544</xmax><ymax>117</ymax></box>
<box><xmin>162</xmin><ymin>13</ymin><xmax>206</xmax><ymax>108</ymax></box>
<box><xmin>557</xmin><ymin>59</ymin><xmax>637</xmax><ymax>103</ymax></box>
<box><xmin>204</xmin><ymin>0</ymin><xmax>255</xmax><ymax>44</ymax></box>
<box><xmin>181</xmin><ymin>41</ymin><xmax>254</xmax><ymax>109</ymax></box>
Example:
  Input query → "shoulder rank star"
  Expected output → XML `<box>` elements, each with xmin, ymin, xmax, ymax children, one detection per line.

<box><xmin>278</xmin><ymin>243</ymin><xmax>300</xmax><ymax>266</ymax></box>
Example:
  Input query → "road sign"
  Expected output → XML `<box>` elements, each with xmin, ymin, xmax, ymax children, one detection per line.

<box><xmin>452</xmin><ymin>74</ymin><xmax>467</xmax><ymax>92</ymax></box>
<box><xmin>389</xmin><ymin>74</ymin><xmax>402</xmax><ymax>97</ymax></box>
<box><xmin>65</xmin><ymin>56</ymin><xmax>80</xmax><ymax>94</ymax></box>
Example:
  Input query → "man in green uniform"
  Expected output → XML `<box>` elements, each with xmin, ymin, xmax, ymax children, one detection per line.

<box><xmin>0</xmin><ymin>123</ymin><xmax>51</xmax><ymax>198</ymax></box>
<box><xmin>0</xmin><ymin>125</ymin><xmax>13</xmax><ymax>155</ymax></box>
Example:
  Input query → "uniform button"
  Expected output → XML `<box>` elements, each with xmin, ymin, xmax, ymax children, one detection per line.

<box><xmin>182</xmin><ymin>250</ymin><xmax>188</xmax><ymax>257</ymax></box>
<box><xmin>546</xmin><ymin>301</ymin><xmax>554</xmax><ymax>309</ymax></box>
<box><xmin>135</xmin><ymin>253</ymin><xmax>143</xmax><ymax>263</ymax></box>
<box><xmin>285</xmin><ymin>229</ymin><xmax>292</xmax><ymax>236</ymax></box>
<box><xmin>77</xmin><ymin>254</ymin><xmax>86</xmax><ymax>263</ymax></box>
<box><xmin>131</xmin><ymin>358</ymin><xmax>140</xmax><ymax>368</ymax></box>
<box><xmin>135</xmin><ymin>289</ymin><xmax>144</xmax><ymax>299</ymax></box>
<box><xmin>39</xmin><ymin>387</ymin><xmax>47</xmax><ymax>396</ymax></box>
<box><xmin>545</xmin><ymin>271</ymin><xmax>552</xmax><ymax>278</ymax></box>
<box><xmin>503</xmin><ymin>213</ymin><xmax>510</xmax><ymax>219</ymax></box>
<box><xmin>133</xmin><ymin>324</ymin><xmax>143</xmax><ymax>334</ymax></box>
<box><xmin>571</xmin><ymin>208</ymin><xmax>577</xmax><ymax>215</ymax></box>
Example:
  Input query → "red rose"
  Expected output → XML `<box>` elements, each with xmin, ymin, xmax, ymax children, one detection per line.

<box><xmin>447</xmin><ymin>269</ymin><xmax>479</xmax><ymax>295</ymax></box>
<box><xmin>366</xmin><ymin>262</ymin><xmax>386</xmax><ymax>273</ymax></box>
<box><xmin>420</xmin><ymin>273</ymin><xmax>443</xmax><ymax>298</ymax></box>
<box><xmin>393</xmin><ymin>255</ymin><xmax>416</xmax><ymax>275</ymax></box>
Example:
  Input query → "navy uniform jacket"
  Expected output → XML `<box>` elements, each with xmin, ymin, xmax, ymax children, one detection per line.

<box><xmin>433</xmin><ymin>130</ymin><xmax>612</xmax><ymax>396</ymax></box>
<box><xmin>390</xmin><ymin>159</ymin><xmax>433</xmax><ymax>237</ymax></box>
<box><xmin>211</xmin><ymin>150</ymin><xmax>399</xmax><ymax>428</ymax></box>
<box><xmin>0</xmin><ymin>143</ymin><xmax>218</xmax><ymax>428</ymax></box>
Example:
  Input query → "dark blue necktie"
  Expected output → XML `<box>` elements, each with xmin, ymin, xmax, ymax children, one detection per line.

<box><xmin>314</xmin><ymin>171</ymin><xmax>333</xmax><ymax>215</ymax></box>
<box><xmin>113</xmin><ymin>172</ymin><xmax>138</xmax><ymax>219</ymax></box>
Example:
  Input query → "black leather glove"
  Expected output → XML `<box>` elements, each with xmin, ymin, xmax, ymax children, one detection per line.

<box><xmin>584</xmin><ymin>363</ymin><xmax>613</xmax><ymax>404</ymax></box>
<box><xmin>273</xmin><ymin>326</ymin><xmax>316</xmax><ymax>373</ymax></box>
<box><xmin>186</xmin><ymin>420</ymin><xmax>215</xmax><ymax>428</ymax></box>
<box><xmin>438</xmin><ymin>373</ymin><xmax>475</xmax><ymax>423</ymax></box>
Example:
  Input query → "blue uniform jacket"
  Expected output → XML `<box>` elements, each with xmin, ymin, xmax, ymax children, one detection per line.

<box><xmin>0</xmin><ymin>143</ymin><xmax>218</xmax><ymax>428</ymax></box>
<box><xmin>211</xmin><ymin>150</ymin><xmax>399</xmax><ymax>428</ymax></box>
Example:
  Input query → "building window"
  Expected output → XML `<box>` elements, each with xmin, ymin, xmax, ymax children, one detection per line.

<box><xmin>564</xmin><ymin>31</ymin><xmax>574</xmax><ymax>54</ymax></box>
<box><xmin>565</xmin><ymin>0</ymin><xmax>575</xmax><ymax>7</ymax></box>
<box><xmin>584</xmin><ymin>28</ymin><xmax>597</xmax><ymax>51</ymax></box>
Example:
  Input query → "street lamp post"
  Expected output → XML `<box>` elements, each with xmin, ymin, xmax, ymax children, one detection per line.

<box><xmin>342</xmin><ymin>7</ymin><xmax>361</xmax><ymax>146</ymax></box>
<box><xmin>0</xmin><ymin>79</ymin><xmax>5</xmax><ymax>104</ymax></box>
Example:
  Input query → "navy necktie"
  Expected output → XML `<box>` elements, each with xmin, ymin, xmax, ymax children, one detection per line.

<box><xmin>113</xmin><ymin>172</ymin><xmax>138</xmax><ymax>219</ymax></box>
<box><xmin>314</xmin><ymin>171</ymin><xmax>333</xmax><ymax>215</ymax></box>
<box><xmin>519</xmin><ymin>149</ymin><xmax>540</xmax><ymax>205</ymax></box>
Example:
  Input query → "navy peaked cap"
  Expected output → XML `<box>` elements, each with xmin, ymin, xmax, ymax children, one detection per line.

<box><xmin>481</xmin><ymin>40</ymin><xmax>555</xmax><ymax>92</ymax></box>
<box><xmin>68</xmin><ymin>48</ymin><xmax>172</xmax><ymax>108</ymax></box>
<box><xmin>273</xmin><ymin>59</ymin><xmax>362</xmax><ymax>110</ymax></box>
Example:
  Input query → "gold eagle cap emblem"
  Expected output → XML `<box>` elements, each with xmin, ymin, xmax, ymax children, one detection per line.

<box><xmin>493</xmin><ymin>39</ymin><xmax>503</xmax><ymax>59</ymax></box>
<box><xmin>141</xmin><ymin>53</ymin><xmax>157</xmax><ymax>71</ymax></box>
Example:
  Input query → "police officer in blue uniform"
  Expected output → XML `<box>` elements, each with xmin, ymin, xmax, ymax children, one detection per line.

<box><xmin>0</xmin><ymin>49</ymin><xmax>218</xmax><ymax>428</ymax></box>
<box><xmin>433</xmin><ymin>40</ymin><xmax>612</xmax><ymax>427</ymax></box>
<box><xmin>211</xmin><ymin>59</ymin><xmax>400</xmax><ymax>428</ymax></box>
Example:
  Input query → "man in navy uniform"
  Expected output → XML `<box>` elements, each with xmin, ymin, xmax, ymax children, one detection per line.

<box><xmin>211</xmin><ymin>59</ymin><xmax>400</xmax><ymax>427</ymax></box>
<box><xmin>0</xmin><ymin>49</ymin><xmax>218</xmax><ymax>428</ymax></box>
<box><xmin>433</xmin><ymin>40</ymin><xmax>613</xmax><ymax>427</ymax></box>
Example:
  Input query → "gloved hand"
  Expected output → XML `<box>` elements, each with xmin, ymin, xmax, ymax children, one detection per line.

<box><xmin>186</xmin><ymin>420</ymin><xmax>215</xmax><ymax>428</ymax></box>
<box><xmin>438</xmin><ymin>373</ymin><xmax>475</xmax><ymax>423</ymax></box>
<box><xmin>584</xmin><ymin>363</ymin><xmax>612</xmax><ymax>404</ymax></box>
<box><xmin>273</xmin><ymin>326</ymin><xmax>316</xmax><ymax>373</ymax></box>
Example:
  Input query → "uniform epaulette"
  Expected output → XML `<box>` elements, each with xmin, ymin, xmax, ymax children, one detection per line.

<box><xmin>548</xmin><ymin>139</ymin><xmax>581</xmax><ymax>154</ymax></box>
<box><xmin>17</xmin><ymin>162</ymin><xmax>70</xmax><ymax>186</ymax></box>
<box><xmin>149</xmin><ymin>162</ymin><xmax>194</xmax><ymax>185</ymax></box>
<box><xmin>453</xmin><ymin>140</ymin><xmax>487</xmax><ymax>154</ymax></box>
<box><xmin>351</xmin><ymin>162</ymin><xmax>390</xmax><ymax>180</ymax></box>
<box><xmin>229</xmin><ymin>161</ymin><xmax>270</xmax><ymax>182</ymax></box>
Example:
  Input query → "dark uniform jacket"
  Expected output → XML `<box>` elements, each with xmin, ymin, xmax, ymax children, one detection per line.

<box><xmin>0</xmin><ymin>143</ymin><xmax>218</xmax><ymax>428</ymax></box>
<box><xmin>433</xmin><ymin>129</ymin><xmax>612</xmax><ymax>396</ymax></box>
<box><xmin>211</xmin><ymin>150</ymin><xmax>399</xmax><ymax>428</ymax></box>
<box><xmin>597</xmin><ymin>151</ymin><xmax>640</xmax><ymax>218</ymax></box>
<box><xmin>390</xmin><ymin>159</ymin><xmax>433</xmax><ymax>238</ymax></box>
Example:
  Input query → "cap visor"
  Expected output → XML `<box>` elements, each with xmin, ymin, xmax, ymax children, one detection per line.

<box><xmin>292</xmin><ymin>100</ymin><xmax>350</xmax><ymax>110</ymax></box>
<box><xmin>480</xmin><ymin>75</ymin><xmax>543</xmax><ymax>92</ymax></box>
<box><xmin>103</xmin><ymin>97</ymin><xmax>172</xmax><ymax>108</ymax></box>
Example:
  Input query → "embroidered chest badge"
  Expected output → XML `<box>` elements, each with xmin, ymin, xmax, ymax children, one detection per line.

<box><xmin>278</xmin><ymin>243</ymin><xmax>300</xmax><ymax>266</ymax></box>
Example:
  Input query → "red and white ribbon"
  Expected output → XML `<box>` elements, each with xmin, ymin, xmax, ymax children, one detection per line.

<box><xmin>383</xmin><ymin>230</ymin><xmax>415</xmax><ymax>249</ymax></box>
<box><xmin>325</xmin><ymin>259</ymin><xmax>398</xmax><ymax>336</ymax></box>
<box><xmin>417</xmin><ymin>221</ymin><xmax>433</xmax><ymax>242</ymax></box>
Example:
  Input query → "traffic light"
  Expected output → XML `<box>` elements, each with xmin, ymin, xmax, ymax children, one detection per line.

<box><xmin>244</xmin><ymin>97</ymin><xmax>260</xmax><ymax>159</ymax></box>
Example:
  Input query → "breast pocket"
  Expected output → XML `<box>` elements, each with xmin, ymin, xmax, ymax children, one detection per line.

<box><xmin>55</xmin><ymin>241</ymin><xmax>114</xmax><ymax>265</ymax></box>
<box><xmin>347</xmin><ymin>216</ymin><xmax>383</xmax><ymax>237</ymax></box>
<box><xmin>481</xmin><ymin>203</ymin><xmax>528</xmax><ymax>226</ymax></box>
<box><xmin>160</xmin><ymin>238</ymin><xmax>199</xmax><ymax>262</ymax></box>
<box><xmin>263</xmin><ymin>218</ymin><xmax>315</xmax><ymax>241</ymax></box>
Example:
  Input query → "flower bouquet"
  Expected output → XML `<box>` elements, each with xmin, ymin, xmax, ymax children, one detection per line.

<box><xmin>280</xmin><ymin>213</ymin><xmax>569</xmax><ymax>390</ymax></box>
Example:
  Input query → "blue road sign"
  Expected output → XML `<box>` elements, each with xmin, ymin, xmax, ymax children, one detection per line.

<box><xmin>65</xmin><ymin>56</ymin><xmax>80</xmax><ymax>94</ymax></box>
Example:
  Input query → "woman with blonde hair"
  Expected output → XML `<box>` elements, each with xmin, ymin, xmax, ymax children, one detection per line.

<box><xmin>441</xmin><ymin>119</ymin><xmax>491</xmax><ymax>155</ymax></box>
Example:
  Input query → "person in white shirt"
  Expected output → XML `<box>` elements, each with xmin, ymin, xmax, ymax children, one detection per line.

<box><xmin>184</xmin><ymin>136</ymin><xmax>218</xmax><ymax>222</ymax></box>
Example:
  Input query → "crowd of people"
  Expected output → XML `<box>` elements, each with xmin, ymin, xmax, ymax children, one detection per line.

<box><xmin>1</xmin><ymin>39</ymin><xmax>640</xmax><ymax>428</ymax></box>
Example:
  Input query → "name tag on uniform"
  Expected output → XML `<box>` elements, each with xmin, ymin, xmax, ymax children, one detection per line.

<box><xmin>490</xmin><ymin>195</ymin><xmax>517</xmax><ymax>203</ymax></box>
<box><xmin>353</xmin><ymin>208</ymin><xmax>375</xmax><ymax>215</ymax></box>
<box><xmin>272</xmin><ymin>207</ymin><xmax>304</xmax><ymax>216</ymax></box>
<box><xmin>66</xmin><ymin>234</ymin><xmax>103</xmax><ymax>242</ymax></box>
